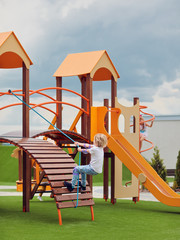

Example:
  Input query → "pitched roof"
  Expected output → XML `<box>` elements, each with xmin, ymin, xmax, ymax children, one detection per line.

<box><xmin>53</xmin><ymin>50</ymin><xmax>120</xmax><ymax>81</ymax></box>
<box><xmin>0</xmin><ymin>31</ymin><xmax>33</xmax><ymax>69</ymax></box>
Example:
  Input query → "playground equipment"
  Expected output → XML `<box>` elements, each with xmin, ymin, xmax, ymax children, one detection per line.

<box><xmin>91</xmin><ymin>106</ymin><xmax>180</xmax><ymax>207</ymax></box>
<box><xmin>1</xmin><ymin>31</ymin><xmax>179</xmax><ymax>226</ymax></box>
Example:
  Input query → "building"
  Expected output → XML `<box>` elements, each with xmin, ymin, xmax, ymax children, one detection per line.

<box><xmin>142</xmin><ymin>115</ymin><xmax>180</xmax><ymax>171</ymax></box>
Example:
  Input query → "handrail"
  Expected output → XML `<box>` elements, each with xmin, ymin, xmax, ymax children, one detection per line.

<box><xmin>0</xmin><ymin>87</ymin><xmax>89</xmax><ymax>115</ymax></box>
<box><xmin>31</xmin><ymin>101</ymin><xmax>88</xmax><ymax>115</ymax></box>
<box><xmin>139</xmin><ymin>105</ymin><xmax>155</xmax><ymax>153</ymax></box>
<box><xmin>140</xmin><ymin>105</ymin><xmax>155</xmax><ymax>123</ymax></box>
<box><xmin>0</xmin><ymin>89</ymin><xmax>24</xmax><ymax>97</ymax></box>
<box><xmin>0</xmin><ymin>102</ymin><xmax>57</xmax><ymax>116</ymax></box>
<box><xmin>30</xmin><ymin>87</ymin><xmax>89</xmax><ymax>115</ymax></box>
<box><xmin>29</xmin><ymin>90</ymin><xmax>56</xmax><ymax>101</ymax></box>
<box><xmin>140</xmin><ymin>139</ymin><xmax>154</xmax><ymax>153</ymax></box>
<box><xmin>29</xmin><ymin>87</ymin><xmax>89</xmax><ymax>102</ymax></box>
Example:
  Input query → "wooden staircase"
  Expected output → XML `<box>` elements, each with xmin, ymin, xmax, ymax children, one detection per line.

<box><xmin>0</xmin><ymin>137</ymin><xmax>94</xmax><ymax>225</ymax></box>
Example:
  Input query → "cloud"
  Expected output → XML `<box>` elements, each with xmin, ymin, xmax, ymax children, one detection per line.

<box><xmin>60</xmin><ymin>0</ymin><xmax>96</xmax><ymax>18</ymax></box>
<box><xmin>136</xmin><ymin>69</ymin><xmax>152</xmax><ymax>78</ymax></box>
<box><xmin>0</xmin><ymin>0</ymin><xmax>180</xmax><ymax>135</ymax></box>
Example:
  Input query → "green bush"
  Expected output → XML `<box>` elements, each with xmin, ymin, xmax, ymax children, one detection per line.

<box><xmin>173</xmin><ymin>150</ymin><xmax>180</xmax><ymax>190</ymax></box>
<box><xmin>150</xmin><ymin>146</ymin><xmax>167</xmax><ymax>182</ymax></box>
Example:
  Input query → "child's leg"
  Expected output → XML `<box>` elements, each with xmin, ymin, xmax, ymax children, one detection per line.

<box><xmin>81</xmin><ymin>171</ymin><xmax>86</xmax><ymax>187</ymax></box>
<box><xmin>73</xmin><ymin>165</ymin><xmax>97</xmax><ymax>187</ymax></box>
<box><xmin>71</xmin><ymin>166</ymin><xmax>80</xmax><ymax>188</ymax></box>
<box><xmin>64</xmin><ymin>166</ymin><xmax>81</xmax><ymax>191</ymax></box>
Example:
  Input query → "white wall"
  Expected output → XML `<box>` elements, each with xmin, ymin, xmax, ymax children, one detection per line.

<box><xmin>141</xmin><ymin>116</ymin><xmax>180</xmax><ymax>169</ymax></box>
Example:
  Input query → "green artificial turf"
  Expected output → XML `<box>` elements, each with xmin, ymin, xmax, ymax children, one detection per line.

<box><xmin>0</xmin><ymin>196</ymin><xmax>180</xmax><ymax>240</ymax></box>
<box><xmin>0</xmin><ymin>145</ymin><xmax>18</xmax><ymax>182</ymax></box>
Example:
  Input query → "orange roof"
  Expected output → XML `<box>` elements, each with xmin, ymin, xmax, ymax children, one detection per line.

<box><xmin>0</xmin><ymin>32</ymin><xmax>12</xmax><ymax>47</ymax></box>
<box><xmin>53</xmin><ymin>50</ymin><xmax>120</xmax><ymax>81</ymax></box>
<box><xmin>0</xmin><ymin>31</ymin><xmax>33</xmax><ymax>69</ymax></box>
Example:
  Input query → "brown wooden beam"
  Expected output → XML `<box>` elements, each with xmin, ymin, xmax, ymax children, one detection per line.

<box><xmin>111</xmin><ymin>75</ymin><xmax>117</xmax><ymax>204</ymax></box>
<box><xmin>31</xmin><ymin>171</ymin><xmax>45</xmax><ymax>199</ymax></box>
<box><xmin>56</xmin><ymin>77</ymin><xmax>62</xmax><ymax>129</ymax></box>
<box><xmin>103</xmin><ymin>99</ymin><xmax>109</xmax><ymax>201</ymax></box>
<box><xmin>22</xmin><ymin>62</ymin><xmax>30</xmax><ymax>212</ymax></box>
<box><xmin>81</xmin><ymin>76</ymin><xmax>87</xmax><ymax>137</ymax></box>
<box><xmin>86</xmin><ymin>74</ymin><xmax>93</xmax><ymax>190</ymax></box>
<box><xmin>22</xmin><ymin>151</ymin><xmax>31</xmax><ymax>212</ymax></box>
<box><xmin>80</xmin><ymin>76</ymin><xmax>87</xmax><ymax>167</ymax></box>
<box><xmin>86</xmin><ymin>74</ymin><xmax>92</xmax><ymax>141</ymax></box>
<box><xmin>18</xmin><ymin>150</ymin><xmax>22</xmax><ymax>181</ymax></box>
<box><xmin>133</xmin><ymin>97</ymin><xmax>139</xmax><ymax>134</ymax></box>
<box><xmin>22</xmin><ymin>62</ymin><xmax>29</xmax><ymax>138</ymax></box>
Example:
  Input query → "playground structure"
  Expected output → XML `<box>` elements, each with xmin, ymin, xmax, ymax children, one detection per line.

<box><xmin>1</xmin><ymin>31</ymin><xmax>180</xmax><ymax>225</ymax></box>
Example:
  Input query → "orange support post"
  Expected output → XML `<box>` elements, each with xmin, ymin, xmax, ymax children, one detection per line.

<box><xmin>57</xmin><ymin>209</ymin><xmax>62</xmax><ymax>225</ymax></box>
<box><xmin>90</xmin><ymin>206</ymin><xmax>94</xmax><ymax>221</ymax></box>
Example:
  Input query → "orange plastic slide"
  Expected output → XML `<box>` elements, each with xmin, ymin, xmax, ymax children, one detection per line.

<box><xmin>91</xmin><ymin>106</ymin><xmax>180</xmax><ymax>207</ymax></box>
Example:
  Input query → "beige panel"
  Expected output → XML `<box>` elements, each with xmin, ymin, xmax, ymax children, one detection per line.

<box><xmin>115</xmin><ymin>97</ymin><xmax>140</xmax><ymax>198</ymax></box>
<box><xmin>115</xmin><ymin>157</ymin><xmax>139</xmax><ymax>198</ymax></box>
<box><xmin>90</xmin><ymin>53</ymin><xmax>118</xmax><ymax>82</ymax></box>
<box><xmin>0</xmin><ymin>34</ymin><xmax>30</xmax><ymax>69</ymax></box>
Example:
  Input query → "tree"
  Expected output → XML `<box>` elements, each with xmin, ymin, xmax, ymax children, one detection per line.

<box><xmin>174</xmin><ymin>151</ymin><xmax>180</xmax><ymax>188</ymax></box>
<box><xmin>150</xmin><ymin>146</ymin><xmax>167</xmax><ymax>182</ymax></box>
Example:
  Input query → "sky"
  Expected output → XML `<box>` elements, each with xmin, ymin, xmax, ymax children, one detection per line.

<box><xmin>0</xmin><ymin>0</ymin><xmax>180</xmax><ymax>134</ymax></box>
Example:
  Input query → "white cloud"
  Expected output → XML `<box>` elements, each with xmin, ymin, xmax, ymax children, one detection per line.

<box><xmin>136</xmin><ymin>68</ymin><xmax>152</xmax><ymax>78</ymax></box>
<box><xmin>1</xmin><ymin>0</ymin><xmax>180</xmax><ymax>135</ymax></box>
<box><xmin>61</xmin><ymin>0</ymin><xmax>96</xmax><ymax>18</ymax></box>
<box><xmin>140</xmin><ymin>73</ymin><xmax>180</xmax><ymax>115</ymax></box>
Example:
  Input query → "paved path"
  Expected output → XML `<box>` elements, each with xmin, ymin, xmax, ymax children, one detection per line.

<box><xmin>0</xmin><ymin>185</ymin><xmax>158</xmax><ymax>202</ymax></box>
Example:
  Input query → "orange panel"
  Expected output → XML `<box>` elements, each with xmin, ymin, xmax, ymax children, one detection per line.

<box><xmin>0</xmin><ymin>52</ymin><xmax>23</xmax><ymax>68</ymax></box>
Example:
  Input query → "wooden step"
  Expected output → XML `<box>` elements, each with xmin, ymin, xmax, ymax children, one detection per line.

<box><xmin>37</xmin><ymin>158</ymin><xmax>73</xmax><ymax>164</ymax></box>
<box><xmin>56</xmin><ymin>199</ymin><xmax>94</xmax><ymax>209</ymax></box>
<box><xmin>31</xmin><ymin>154</ymin><xmax>71</xmax><ymax>159</ymax></box>
<box><xmin>51</xmin><ymin>180</ymin><xmax>88</xmax><ymax>188</ymax></box>
<box><xmin>44</xmin><ymin>169</ymin><xmax>73</xmax><ymax>175</ymax></box>
<box><xmin>53</xmin><ymin>186</ymin><xmax>91</xmax><ymax>195</ymax></box>
<box><xmin>27</xmin><ymin>149</ymin><xmax>65</xmax><ymax>154</ymax></box>
<box><xmin>48</xmin><ymin>174</ymin><xmax>73</xmax><ymax>181</ymax></box>
<box><xmin>55</xmin><ymin>193</ymin><xmax>93</xmax><ymax>202</ymax></box>
<box><xmin>20</xmin><ymin>143</ymin><xmax>56</xmax><ymax>147</ymax></box>
<box><xmin>40</xmin><ymin>163</ymin><xmax>76</xmax><ymax>169</ymax></box>
<box><xmin>23</xmin><ymin>146</ymin><xmax>61</xmax><ymax>150</ymax></box>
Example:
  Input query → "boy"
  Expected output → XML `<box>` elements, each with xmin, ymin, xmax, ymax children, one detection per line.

<box><xmin>64</xmin><ymin>133</ymin><xmax>108</xmax><ymax>191</ymax></box>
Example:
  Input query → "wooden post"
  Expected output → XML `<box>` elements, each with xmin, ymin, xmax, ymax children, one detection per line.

<box><xmin>56</xmin><ymin>77</ymin><xmax>62</xmax><ymax>129</ymax></box>
<box><xmin>18</xmin><ymin>150</ymin><xmax>22</xmax><ymax>181</ymax></box>
<box><xmin>80</xmin><ymin>76</ymin><xmax>87</xmax><ymax>166</ymax></box>
<box><xmin>22</xmin><ymin>62</ymin><xmax>30</xmax><ymax>212</ymax></box>
<box><xmin>133</xmin><ymin>97</ymin><xmax>140</xmax><ymax>202</ymax></box>
<box><xmin>81</xmin><ymin>76</ymin><xmax>87</xmax><ymax>137</ymax></box>
<box><xmin>133</xmin><ymin>97</ymin><xmax>139</xmax><ymax>134</ymax></box>
<box><xmin>103</xmin><ymin>99</ymin><xmax>109</xmax><ymax>201</ymax></box>
<box><xmin>86</xmin><ymin>74</ymin><xmax>92</xmax><ymax>141</ymax></box>
<box><xmin>86</xmin><ymin>74</ymin><xmax>93</xmax><ymax>190</ymax></box>
<box><xmin>22</xmin><ymin>62</ymin><xmax>29</xmax><ymax>138</ymax></box>
<box><xmin>111</xmin><ymin>75</ymin><xmax>117</xmax><ymax>204</ymax></box>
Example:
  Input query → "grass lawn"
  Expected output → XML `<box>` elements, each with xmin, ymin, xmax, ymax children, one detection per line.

<box><xmin>0</xmin><ymin>145</ymin><xmax>18</xmax><ymax>182</ymax></box>
<box><xmin>0</xmin><ymin>196</ymin><xmax>180</xmax><ymax>240</ymax></box>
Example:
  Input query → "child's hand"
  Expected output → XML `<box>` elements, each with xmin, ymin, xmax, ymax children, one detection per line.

<box><xmin>77</xmin><ymin>147</ymin><xmax>81</xmax><ymax>152</ymax></box>
<box><xmin>74</xmin><ymin>142</ymin><xmax>78</xmax><ymax>146</ymax></box>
